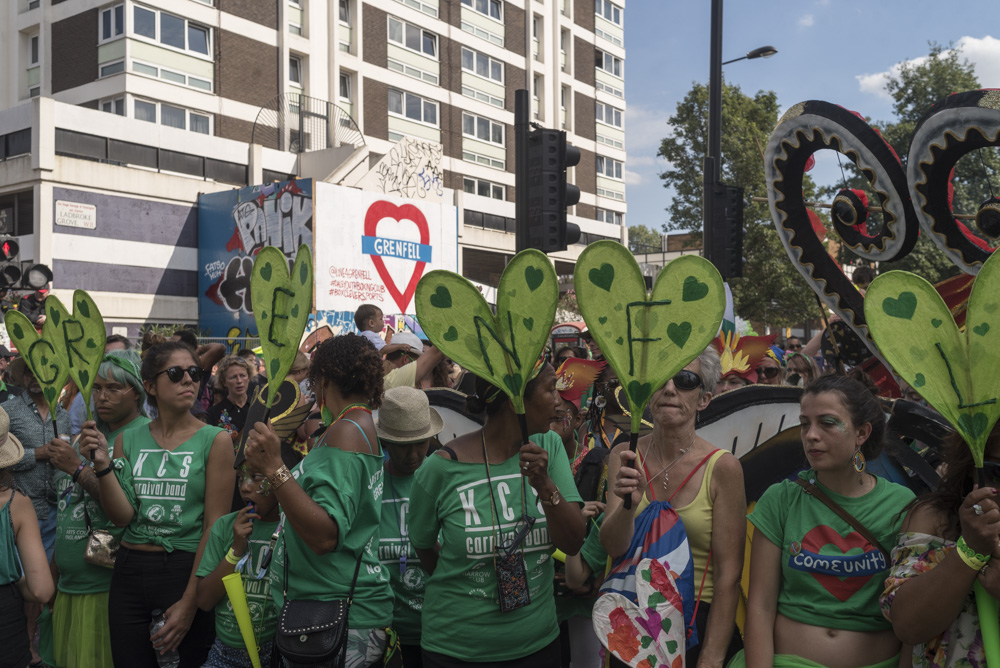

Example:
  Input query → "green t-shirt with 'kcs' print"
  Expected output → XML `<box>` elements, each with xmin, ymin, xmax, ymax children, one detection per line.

<box><xmin>408</xmin><ymin>430</ymin><xmax>583</xmax><ymax>662</ymax></box>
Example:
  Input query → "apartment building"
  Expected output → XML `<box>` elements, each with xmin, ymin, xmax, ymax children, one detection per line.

<box><xmin>0</xmin><ymin>0</ymin><xmax>627</xmax><ymax>332</ymax></box>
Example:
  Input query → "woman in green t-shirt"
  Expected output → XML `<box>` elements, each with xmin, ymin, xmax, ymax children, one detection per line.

<box><xmin>245</xmin><ymin>333</ymin><xmax>393</xmax><ymax>667</ymax></box>
<box><xmin>408</xmin><ymin>366</ymin><xmax>586</xmax><ymax>667</ymax></box>
<box><xmin>84</xmin><ymin>341</ymin><xmax>235</xmax><ymax>667</ymax></box>
<box><xmin>48</xmin><ymin>349</ymin><xmax>150</xmax><ymax>668</ymax></box>
<box><xmin>740</xmin><ymin>374</ymin><xmax>915</xmax><ymax>668</ymax></box>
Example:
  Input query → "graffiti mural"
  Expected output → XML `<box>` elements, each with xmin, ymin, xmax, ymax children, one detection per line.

<box><xmin>373</xmin><ymin>138</ymin><xmax>444</xmax><ymax>200</ymax></box>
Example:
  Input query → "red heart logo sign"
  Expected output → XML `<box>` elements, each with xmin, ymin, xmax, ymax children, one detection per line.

<box><xmin>363</xmin><ymin>201</ymin><xmax>431</xmax><ymax>314</ymax></box>
<box><xmin>794</xmin><ymin>525</ymin><xmax>887</xmax><ymax>603</ymax></box>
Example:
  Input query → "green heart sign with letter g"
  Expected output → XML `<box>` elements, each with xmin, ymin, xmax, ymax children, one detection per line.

<box><xmin>5</xmin><ymin>309</ymin><xmax>71</xmax><ymax>418</ymax></box>
<box><xmin>45</xmin><ymin>291</ymin><xmax>106</xmax><ymax>420</ymax></box>
<box><xmin>573</xmin><ymin>241</ymin><xmax>726</xmax><ymax>433</ymax></box>
<box><xmin>865</xmin><ymin>249</ymin><xmax>1000</xmax><ymax>467</ymax></box>
<box><xmin>415</xmin><ymin>249</ymin><xmax>558</xmax><ymax>414</ymax></box>
<box><xmin>250</xmin><ymin>244</ymin><xmax>313</xmax><ymax>409</ymax></box>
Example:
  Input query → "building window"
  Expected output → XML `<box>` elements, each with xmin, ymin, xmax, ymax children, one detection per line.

<box><xmin>595</xmin><ymin>49</ymin><xmax>623</xmax><ymax>78</ymax></box>
<box><xmin>595</xmin><ymin>101</ymin><xmax>623</xmax><ymax>128</ymax></box>
<box><xmin>29</xmin><ymin>35</ymin><xmax>39</xmax><ymax>65</ymax></box>
<box><xmin>461</xmin><ymin>0</ymin><xmax>501</xmax><ymax>20</ymax></box>
<box><xmin>133</xmin><ymin>98</ymin><xmax>212</xmax><ymax>134</ymax></box>
<box><xmin>388</xmin><ymin>17</ymin><xmax>437</xmax><ymax>58</ymax></box>
<box><xmin>388</xmin><ymin>89</ymin><xmax>439</xmax><ymax>126</ymax></box>
<box><xmin>101</xmin><ymin>96</ymin><xmax>125</xmax><ymax>115</ymax></box>
<box><xmin>289</xmin><ymin>55</ymin><xmax>302</xmax><ymax>86</ymax></box>
<box><xmin>135</xmin><ymin>99</ymin><xmax>157</xmax><ymax>123</ymax></box>
<box><xmin>463</xmin><ymin>177</ymin><xmax>505</xmax><ymax>200</ymax></box>
<box><xmin>461</xmin><ymin>47</ymin><xmax>503</xmax><ymax>83</ymax></box>
<box><xmin>596</xmin><ymin>208</ymin><xmax>623</xmax><ymax>226</ymax></box>
<box><xmin>596</xmin><ymin>155</ymin><xmax>623</xmax><ymax>179</ymax></box>
<box><xmin>99</xmin><ymin>60</ymin><xmax>125</xmax><ymax>77</ymax></box>
<box><xmin>339</xmin><ymin>73</ymin><xmax>351</xmax><ymax>101</ymax></box>
<box><xmin>100</xmin><ymin>4</ymin><xmax>125</xmax><ymax>42</ymax></box>
<box><xmin>462</xmin><ymin>113</ymin><xmax>504</xmax><ymax>146</ymax></box>
<box><xmin>339</xmin><ymin>0</ymin><xmax>349</xmax><ymax>23</ymax></box>
<box><xmin>595</xmin><ymin>0</ymin><xmax>622</xmax><ymax>25</ymax></box>
<box><xmin>131</xmin><ymin>5</ymin><xmax>211</xmax><ymax>56</ymax></box>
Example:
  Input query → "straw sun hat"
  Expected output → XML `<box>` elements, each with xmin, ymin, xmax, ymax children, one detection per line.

<box><xmin>375</xmin><ymin>387</ymin><xmax>444</xmax><ymax>444</ymax></box>
<box><xmin>0</xmin><ymin>407</ymin><xmax>25</xmax><ymax>469</ymax></box>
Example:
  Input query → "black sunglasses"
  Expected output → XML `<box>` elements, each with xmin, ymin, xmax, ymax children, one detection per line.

<box><xmin>670</xmin><ymin>369</ymin><xmax>703</xmax><ymax>391</ymax></box>
<box><xmin>156</xmin><ymin>365</ymin><xmax>204</xmax><ymax>383</ymax></box>
<box><xmin>756</xmin><ymin>366</ymin><xmax>781</xmax><ymax>380</ymax></box>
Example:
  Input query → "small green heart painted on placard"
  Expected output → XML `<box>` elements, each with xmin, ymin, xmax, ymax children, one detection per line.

<box><xmin>523</xmin><ymin>317</ymin><xmax>534</xmax><ymax>331</ymax></box>
<box><xmin>931</xmin><ymin>318</ymin><xmax>943</xmax><ymax>328</ymax></box>
<box><xmin>77</xmin><ymin>300</ymin><xmax>90</xmax><ymax>318</ymax></box>
<box><xmin>44</xmin><ymin>387</ymin><xmax>56</xmax><ymax>403</ymax></box>
<box><xmin>40</xmin><ymin>356</ymin><xmax>48</xmax><ymax>366</ymax></box>
<box><xmin>430</xmin><ymin>286</ymin><xmax>452</xmax><ymax>309</ymax></box>
<box><xmin>882</xmin><ymin>291</ymin><xmax>917</xmax><ymax>320</ymax></box>
<box><xmin>646</xmin><ymin>591</ymin><xmax>666</xmax><ymax>606</ymax></box>
<box><xmin>10</xmin><ymin>323</ymin><xmax>23</xmax><ymax>340</ymax></box>
<box><xmin>666</xmin><ymin>641</ymin><xmax>678</xmax><ymax>655</ymax></box>
<box><xmin>299</xmin><ymin>261</ymin><xmax>309</xmax><ymax>286</ymax></box>
<box><xmin>290</xmin><ymin>304</ymin><xmax>299</xmax><ymax>318</ymax></box>
<box><xmin>909</xmin><ymin>345</ymin><xmax>928</xmax><ymax>362</ymax></box>
<box><xmin>616</xmin><ymin>337</ymin><xmax>624</xmax><ymax>345</ymax></box>
<box><xmin>913</xmin><ymin>373</ymin><xmax>926</xmax><ymax>388</ymax></box>
<box><xmin>524</xmin><ymin>266</ymin><xmax>543</xmax><ymax>291</ymax></box>
<box><xmin>661</xmin><ymin>618</ymin><xmax>672</xmax><ymax>633</ymax></box>
<box><xmin>599</xmin><ymin>316</ymin><xmax>608</xmax><ymax>325</ymax></box>
<box><xmin>682</xmin><ymin>275</ymin><xmax>709</xmax><ymax>302</ymax></box>
<box><xmin>270</xmin><ymin>358</ymin><xmax>280</xmax><ymax>377</ymax></box>
<box><xmin>589</xmin><ymin>263</ymin><xmax>615</xmax><ymax>292</ymax></box>
<box><xmin>507</xmin><ymin>289</ymin><xmax>517</xmax><ymax>299</ymax></box>
<box><xmin>51</xmin><ymin>310</ymin><xmax>60</xmax><ymax>327</ymax></box>
<box><xmin>613</xmin><ymin>303</ymin><xmax>624</xmax><ymax>312</ymax></box>
<box><xmin>260</xmin><ymin>310</ymin><xmax>269</xmax><ymax>321</ymax></box>
<box><xmin>86</xmin><ymin>338</ymin><xmax>98</xmax><ymax>349</ymax></box>
<box><xmin>959</xmin><ymin>412</ymin><xmax>989</xmax><ymax>441</ymax></box>
<box><xmin>986</xmin><ymin>302</ymin><xmax>999</xmax><ymax>314</ymax></box>
<box><xmin>974</xmin><ymin>322</ymin><xmax>990</xmax><ymax>336</ymax></box>
<box><xmin>79</xmin><ymin>370</ymin><xmax>89</xmax><ymax>388</ymax></box>
<box><xmin>443</xmin><ymin>326</ymin><xmax>458</xmax><ymax>342</ymax></box>
<box><xmin>640</xmin><ymin>637</ymin><xmax>653</xmax><ymax>649</ymax></box>
<box><xmin>667</xmin><ymin>322</ymin><xmax>692</xmax><ymax>348</ymax></box>
<box><xmin>628</xmin><ymin>380</ymin><xmax>652</xmax><ymax>405</ymax></box>
<box><xmin>260</xmin><ymin>263</ymin><xmax>273</xmax><ymax>281</ymax></box>
<box><xmin>502</xmin><ymin>373</ymin><xmax>523</xmax><ymax>396</ymax></box>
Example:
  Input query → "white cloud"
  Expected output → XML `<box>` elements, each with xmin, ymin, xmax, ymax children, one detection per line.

<box><xmin>857</xmin><ymin>35</ymin><xmax>1000</xmax><ymax>100</ymax></box>
<box><xmin>798</xmin><ymin>14</ymin><xmax>815</xmax><ymax>27</ymax></box>
<box><xmin>624</xmin><ymin>105</ymin><xmax>673</xmax><ymax>158</ymax></box>
<box><xmin>624</xmin><ymin>169</ymin><xmax>645</xmax><ymax>186</ymax></box>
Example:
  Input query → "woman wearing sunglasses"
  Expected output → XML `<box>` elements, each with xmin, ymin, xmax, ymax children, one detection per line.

<box><xmin>756</xmin><ymin>346</ymin><xmax>785</xmax><ymax>386</ymax></box>
<box><xmin>784</xmin><ymin>352</ymin><xmax>819</xmax><ymax>388</ymax></box>
<box><xmin>85</xmin><ymin>341</ymin><xmax>235</xmax><ymax>667</ymax></box>
<box><xmin>880</xmin><ymin>423</ymin><xmax>1000</xmax><ymax>668</ymax></box>
<box><xmin>603</xmin><ymin>346</ymin><xmax>747</xmax><ymax>667</ymax></box>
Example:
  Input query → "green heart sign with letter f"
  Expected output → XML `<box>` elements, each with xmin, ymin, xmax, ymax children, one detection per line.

<box><xmin>5</xmin><ymin>309</ymin><xmax>71</xmax><ymax>419</ymax></box>
<box><xmin>415</xmin><ymin>249</ymin><xmax>558</xmax><ymax>415</ymax></box>
<box><xmin>45</xmin><ymin>291</ymin><xmax>106</xmax><ymax>421</ymax></box>
<box><xmin>250</xmin><ymin>244</ymin><xmax>313</xmax><ymax>409</ymax></box>
<box><xmin>573</xmin><ymin>241</ymin><xmax>725</xmax><ymax>433</ymax></box>
<box><xmin>866</xmin><ymin>249</ymin><xmax>1000</xmax><ymax>467</ymax></box>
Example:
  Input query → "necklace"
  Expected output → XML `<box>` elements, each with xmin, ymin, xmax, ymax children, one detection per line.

<box><xmin>333</xmin><ymin>402</ymin><xmax>371</xmax><ymax>423</ymax></box>
<box><xmin>642</xmin><ymin>439</ymin><xmax>693</xmax><ymax>490</ymax></box>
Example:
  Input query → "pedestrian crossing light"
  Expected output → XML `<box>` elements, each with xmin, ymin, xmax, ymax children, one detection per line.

<box><xmin>519</xmin><ymin>128</ymin><xmax>582</xmax><ymax>253</ymax></box>
<box><xmin>0</xmin><ymin>237</ymin><xmax>21</xmax><ymax>288</ymax></box>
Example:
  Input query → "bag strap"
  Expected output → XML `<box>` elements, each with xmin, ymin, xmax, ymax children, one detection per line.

<box><xmin>281</xmin><ymin>520</ymin><xmax>366</xmax><ymax>603</ymax></box>
<box><xmin>668</xmin><ymin>450</ymin><xmax>719</xmax><ymax>503</ymax></box>
<box><xmin>687</xmin><ymin>547</ymin><xmax>712</xmax><ymax>639</ymax></box>
<box><xmin>794</xmin><ymin>478</ymin><xmax>890</xmax><ymax>560</ymax></box>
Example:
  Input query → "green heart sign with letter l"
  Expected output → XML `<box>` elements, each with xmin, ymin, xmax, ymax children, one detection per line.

<box><xmin>5</xmin><ymin>309</ymin><xmax>71</xmax><ymax>419</ymax></box>
<box><xmin>573</xmin><ymin>241</ymin><xmax>726</xmax><ymax>433</ymax></box>
<box><xmin>250</xmin><ymin>244</ymin><xmax>313</xmax><ymax>409</ymax></box>
<box><xmin>45</xmin><ymin>291</ymin><xmax>106</xmax><ymax>420</ymax></box>
<box><xmin>866</xmin><ymin>249</ymin><xmax>1000</xmax><ymax>467</ymax></box>
<box><xmin>415</xmin><ymin>249</ymin><xmax>558</xmax><ymax>414</ymax></box>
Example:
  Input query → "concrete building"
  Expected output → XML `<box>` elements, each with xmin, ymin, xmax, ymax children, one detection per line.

<box><xmin>0</xmin><ymin>0</ymin><xmax>627</xmax><ymax>333</ymax></box>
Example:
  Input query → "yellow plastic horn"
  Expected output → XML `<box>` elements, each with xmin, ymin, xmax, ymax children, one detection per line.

<box><xmin>222</xmin><ymin>572</ymin><xmax>261</xmax><ymax>668</ymax></box>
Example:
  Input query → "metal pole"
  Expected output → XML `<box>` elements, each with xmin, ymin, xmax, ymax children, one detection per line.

<box><xmin>703</xmin><ymin>0</ymin><xmax>724</xmax><ymax>264</ymax></box>
<box><xmin>515</xmin><ymin>89</ymin><xmax>529</xmax><ymax>253</ymax></box>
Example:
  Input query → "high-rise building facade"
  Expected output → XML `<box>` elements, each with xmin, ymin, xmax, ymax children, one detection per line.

<box><xmin>0</xmin><ymin>0</ymin><xmax>626</xmax><ymax>332</ymax></box>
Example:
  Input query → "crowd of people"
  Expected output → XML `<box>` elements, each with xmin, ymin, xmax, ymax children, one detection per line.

<box><xmin>0</xmin><ymin>298</ymin><xmax>996</xmax><ymax>668</ymax></box>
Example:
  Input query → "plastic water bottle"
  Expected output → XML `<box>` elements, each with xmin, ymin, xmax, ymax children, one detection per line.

<box><xmin>149</xmin><ymin>609</ymin><xmax>181</xmax><ymax>667</ymax></box>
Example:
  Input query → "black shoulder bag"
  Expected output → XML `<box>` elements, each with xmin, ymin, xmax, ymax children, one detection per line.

<box><xmin>274</xmin><ymin>532</ymin><xmax>365</xmax><ymax>665</ymax></box>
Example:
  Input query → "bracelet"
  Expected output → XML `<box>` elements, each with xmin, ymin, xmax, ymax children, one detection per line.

<box><xmin>956</xmin><ymin>536</ymin><xmax>991</xmax><ymax>571</ymax></box>
<box><xmin>94</xmin><ymin>465</ymin><xmax>114</xmax><ymax>478</ymax></box>
<box><xmin>267</xmin><ymin>465</ymin><xmax>293</xmax><ymax>492</ymax></box>
<box><xmin>71</xmin><ymin>461</ymin><xmax>87</xmax><ymax>483</ymax></box>
<box><xmin>225</xmin><ymin>548</ymin><xmax>241</xmax><ymax>565</ymax></box>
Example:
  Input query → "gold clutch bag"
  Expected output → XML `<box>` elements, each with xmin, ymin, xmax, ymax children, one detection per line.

<box><xmin>82</xmin><ymin>504</ymin><xmax>118</xmax><ymax>569</ymax></box>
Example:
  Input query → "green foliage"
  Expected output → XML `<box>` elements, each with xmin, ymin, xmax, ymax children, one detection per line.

<box><xmin>627</xmin><ymin>224</ymin><xmax>663</xmax><ymax>254</ymax></box>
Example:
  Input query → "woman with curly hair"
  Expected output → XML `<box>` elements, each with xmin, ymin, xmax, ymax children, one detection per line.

<box><xmin>205</xmin><ymin>356</ymin><xmax>254</xmax><ymax>443</ymax></box>
<box><xmin>244</xmin><ymin>334</ymin><xmax>393</xmax><ymax>667</ymax></box>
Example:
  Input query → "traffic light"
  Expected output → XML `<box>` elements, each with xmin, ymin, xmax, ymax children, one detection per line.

<box><xmin>19</xmin><ymin>261</ymin><xmax>52</xmax><ymax>290</ymax></box>
<box><xmin>707</xmin><ymin>183</ymin><xmax>744</xmax><ymax>279</ymax></box>
<box><xmin>518</xmin><ymin>128</ymin><xmax>582</xmax><ymax>253</ymax></box>
<box><xmin>0</xmin><ymin>237</ymin><xmax>21</xmax><ymax>288</ymax></box>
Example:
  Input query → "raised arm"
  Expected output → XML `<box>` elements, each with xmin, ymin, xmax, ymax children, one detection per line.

<box><xmin>80</xmin><ymin>427</ymin><xmax>135</xmax><ymax>527</ymax></box>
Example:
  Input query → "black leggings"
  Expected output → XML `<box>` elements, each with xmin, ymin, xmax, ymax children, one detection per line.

<box><xmin>108</xmin><ymin>545</ymin><xmax>215</xmax><ymax>667</ymax></box>
<box><xmin>0</xmin><ymin>583</ymin><xmax>29</xmax><ymax>668</ymax></box>
<box><xmin>422</xmin><ymin>638</ymin><xmax>560</xmax><ymax>668</ymax></box>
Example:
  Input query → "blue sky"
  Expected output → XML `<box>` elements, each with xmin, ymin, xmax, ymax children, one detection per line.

<box><xmin>623</xmin><ymin>0</ymin><xmax>1000</xmax><ymax>234</ymax></box>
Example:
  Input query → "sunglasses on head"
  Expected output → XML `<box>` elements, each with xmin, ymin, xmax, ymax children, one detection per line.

<box><xmin>156</xmin><ymin>365</ymin><xmax>203</xmax><ymax>383</ymax></box>
<box><xmin>670</xmin><ymin>369</ymin><xmax>703</xmax><ymax>391</ymax></box>
<box><xmin>756</xmin><ymin>366</ymin><xmax>782</xmax><ymax>380</ymax></box>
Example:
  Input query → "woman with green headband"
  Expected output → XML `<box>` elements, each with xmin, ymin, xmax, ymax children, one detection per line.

<box><xmin>47</xmin><ymin>350</ymin><xmax>150</xmax><ymax>667</ymax></box>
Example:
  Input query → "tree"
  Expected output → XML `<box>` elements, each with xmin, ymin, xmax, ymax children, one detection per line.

<box><xmin>627</xmin><ymin>224</ymin><xmax>662</xmax><ymax>253</ymax></box>
<box><xmin>658</xmin><ymin>82</ymin><xmax>822</xmax><ymax>328</ymax></box>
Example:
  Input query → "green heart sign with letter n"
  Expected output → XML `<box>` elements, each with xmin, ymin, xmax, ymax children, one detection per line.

<box><xmin>5</xmin><ymin>309</ymin><xmax>71</xmax><ymax>418</ymax></box>
<box><xmin>866</xmin><ymin>249</ymin><xmax>1000</xmax><ymax>468</ymax></box>
<box><xmin>45</xmin><ymin>291</ymin><xmax>106</xmax><ymax>421</ymax></box>
<box><xmin>250</xmin><ymin>244</ymin><xmax>313</xmax><ymax>409</ymax></box>
<box><xmin>415</xmin><ymin>249</ymin><xmax>558</xmax><ymax>414</ymax></box>
<box><xmin>573</xmin><ymin>241</ymin><xmax>726</xmax><ymax>433</ymax></box>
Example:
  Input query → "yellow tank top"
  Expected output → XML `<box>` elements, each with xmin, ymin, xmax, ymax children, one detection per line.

<box><xmin>635</xmin><ymin>449</ymin><xmax>725</xmax><ymax>604</ymax></box>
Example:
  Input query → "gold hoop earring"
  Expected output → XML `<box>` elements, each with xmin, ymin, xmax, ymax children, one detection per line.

<box><xmin>852</xmin><ymin>450</ymin><xmax>866</xmax><ymax>474</ymax></box>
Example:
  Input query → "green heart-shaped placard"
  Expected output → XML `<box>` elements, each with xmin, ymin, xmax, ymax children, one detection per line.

<box><xmin>44</xmin><ymin>292</ymin><xmax>106</xmax><ymax>420</ymax></box>
<box><xmin>865</xmin><ymin>249</ymin><xmax>1000</xmax><ymax>467</ymax></box>
<box><xmin>415</xmin><ymin>249</ymin><xmax>557</xmax><ymax>414</ymax></box>
<box><xmin>251</xmin><ymin>244</ymin><xmax>313</xmax><ymax>409</ymax></box>
<box><xmin>5</xmin><ymin>309</ymin><xmax>71</xmax><ymax>419</ymax></box>
<box><xmin>573</xmin><ymin>241</ymin><xmax>725</xmax><ymax>433</ymax></box>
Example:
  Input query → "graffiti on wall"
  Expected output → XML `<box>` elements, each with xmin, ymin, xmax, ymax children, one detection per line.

<box><xmin>374</xmin><ymin>139</ymin><xmax>444</xmax><ymax>200</ymax></box>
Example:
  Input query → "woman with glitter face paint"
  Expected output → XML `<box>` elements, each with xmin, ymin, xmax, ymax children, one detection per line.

<box><xmin>738</xmin><ymin>374</ymin><xmax>916</xmax><ymax>668</ymax></box>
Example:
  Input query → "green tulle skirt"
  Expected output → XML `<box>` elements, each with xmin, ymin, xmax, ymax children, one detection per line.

<box><xmin>727</xmin><ymin>649</ymin><xmax>899</xmax><ymax>668</ymax></box>
<box><xmin>52</xmin><ymin>590</ymin><xmax>113</xmax><ymax>668</ymax></box>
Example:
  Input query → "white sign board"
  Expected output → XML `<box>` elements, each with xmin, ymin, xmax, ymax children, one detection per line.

<box><xmin>55</xmin><ymin>200</ymin><xmax>96</xmax><ymax>230</ymax></box>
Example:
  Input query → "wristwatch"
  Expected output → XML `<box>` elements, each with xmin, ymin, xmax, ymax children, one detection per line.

<box><xmin>542</xmin><ymin>489</ymin><xmax>562</xmax><ymax>507</ymax></box>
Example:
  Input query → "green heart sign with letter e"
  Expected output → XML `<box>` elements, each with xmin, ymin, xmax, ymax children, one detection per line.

<box><xmin>415</xmin><ymin>249</ymin><xmax>557</xmax><ymax>415</ymax></box>
<box><xmin>5</xmin><ymin>309</ymin><xmax>71</xmax><ymax>420</ymax></box>
<box><xmin>250</xmin><ymin>244</ymin><xmax>313</xmax><ymax>409</ymax></box>
<box><xmin>44</xmin><ymin>291</ymin><xmax>106</xmax><ymax>421</ymax></box>
<box><xmin>573</xmin><ymin>241</ymin><xmax>726</xmax><ymax>434</ymax></box>
<box><xmin>866</xmin><ymin>249</ymin><xmax>1000</xmax><ymax>468</ymax></box>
